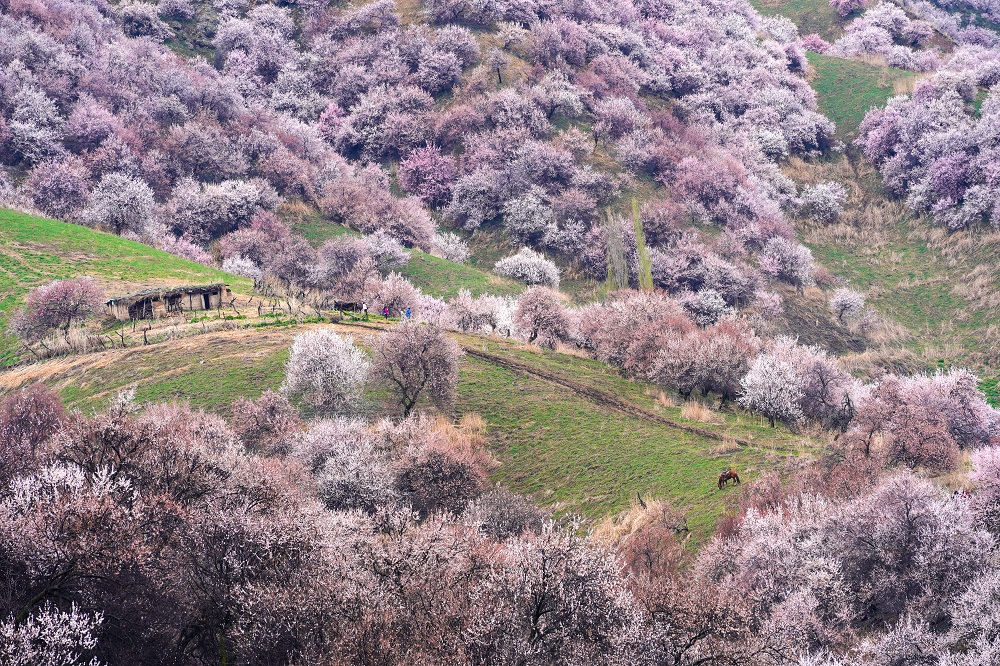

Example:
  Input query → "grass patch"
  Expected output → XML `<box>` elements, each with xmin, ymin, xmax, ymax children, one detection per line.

<box><xmin>398</xmin><ymin>250</ymin><xmax>523</xmax><ymax>300</ymax></box>
<box><xmin>751</xmin><ymin>0</ymin><xmax>847</xmax><ymax>42</ymax></box>
<box><xmin>458</xmin><ymin>352</ymin><xmax>803</xmax><ymax>542</ymax></box>
<box><xmin>794</xmin><ymin>156</ymin><xmax>1000</xmax><ymax>376</ymax></box>
<box><xmin>288</xmin><ymin>213</ymin><xmax>361</xmax><ymax>246</ymax></box>
<box><xmin>807</xmin><ymin>52</ymin><xmax>917</xmax><ymax>142</ymax></box>
<box><xmin>284</xmin><ymin>212</ymin><xmax>523</xmax><ymax>300</ymax></box>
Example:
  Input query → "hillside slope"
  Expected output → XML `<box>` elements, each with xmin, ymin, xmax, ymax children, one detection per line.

<box><xmin>0</xmin><ymin>320</ymin><xmax>809</xmax><ymax>541</ymax></box>
<box><xmin>0</xmin><ymin>209</ymin><xmax>251</xmax><ymax>366</ymax></box>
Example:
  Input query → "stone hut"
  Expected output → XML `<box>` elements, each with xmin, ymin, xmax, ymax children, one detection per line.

<box><xmin>105</xmin><ymin>284</ymin><xmax>232</xmax><ymax>321</ymax></box>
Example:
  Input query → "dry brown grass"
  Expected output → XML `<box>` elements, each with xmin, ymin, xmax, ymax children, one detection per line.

<box><xmin>552</xmin><ymin>342</ymin><xmax>591</xmax><ymax>359</ymax></box>
<box><xmin>426</xmin><ymin>413</ymin><xmax>499</xmax><ymax>471</ymax></box>
<box><xmin>680</xmin><ymin>400</ymin><xmax>724</xmax><ymax>425</ymax></box>
<box><xmin>709</xmin><ymin>434</ymin><xmax>742</xmax><ymax>457</ymax></box>
<box><xmin>648</xmin><ymin>389</ymin><xmax>677</xmax><ymax>408</ymax></box>
<box><xmin>278</xmin><ymin>200</ymin><xmax>313</xmax><ymax>216</ymax></box>
<box><xmin>591</xmin><ymin>497</ymin><xmax>686</xmax><ymax>547</ymax></box>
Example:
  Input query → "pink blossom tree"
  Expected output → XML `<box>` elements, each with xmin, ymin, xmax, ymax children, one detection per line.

<box><xmin>368</xmin><ymin>323</ymin><xmax>461</xmax><ymax>417</ymax></box>
<box><xmin>11</xmin><ymin>278</ymin><xmax>105</xmax><ymax>342</ymax></box>
<box><xmin>24</xmin><ymin>159</ymin><xmax>90</xmax><ymax>221</ymax></box>
<box><xmin>398</xmin><ymin>145</ymin><xmax>458</xmax><ymax>208</ymax></box>
<box><xmin>514</xmin><ymin>286</ymin><xmax>569</xmax><ymax>348</ymax></box>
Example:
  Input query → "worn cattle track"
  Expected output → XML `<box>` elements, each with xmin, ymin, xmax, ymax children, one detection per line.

<box><xmin>462</xmin><ymin>348</ymin><xmax>758</xmax><ymax>448</ymax></box>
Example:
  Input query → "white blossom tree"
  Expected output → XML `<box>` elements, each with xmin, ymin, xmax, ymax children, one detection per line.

<box><xmin>0</xmin><ymin>604</ymin><xmax>103</xmax><ymax>666</ymax></box>
<box><xmin>493</xmin><ymin>248</ymin><xmax>560</xmax><ymax>288</ymax></box>
<box><xmin>800</xmin><ymin>182</ymin><xmax>848</xmax><ymax>223</ymax></box>
<box><xmin>739</xmin><ymin>353</ymin><xmax>805</xmax><ymax>428</ymax></box>
<box><xmin>281</xmin><ymin>328</ymin><xmax>369</xmax><ymax>414</ymax></box>
<box><xmin>85</xmin><ymin>173</ymin><xmax>155</xmax><ymax>235</ymax></box>
<box><xmin>829</xmin><ymin>287</ymin><xmax>865</xmax><ymax>322</ymax></box>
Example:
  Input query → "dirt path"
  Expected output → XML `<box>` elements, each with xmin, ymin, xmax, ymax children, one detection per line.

<box><xmin>462</xmin><ymin>348</ymin><xmax>758</xmax><ymax>447</ymax></box>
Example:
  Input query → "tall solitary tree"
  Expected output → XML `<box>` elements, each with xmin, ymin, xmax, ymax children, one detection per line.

<box><xmin>369</xmin><ymin>323</ymin><xmax>460</xmax><ymax>417</ymax></box>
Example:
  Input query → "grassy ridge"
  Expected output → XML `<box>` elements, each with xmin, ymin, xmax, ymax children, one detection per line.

<box><xmin>1</xmin><ymin>324</ymin><xmax>809</xmax><ymax>539</ymax></box>
<box><xmin>398</xmin><ymin>251</ymin><xmax>523</xmax><ymax>299</ymax></box>
<box><xmin>0</xmin><ymin>208</ymin><xmax>249</xmax><ymax>366</ymax></box>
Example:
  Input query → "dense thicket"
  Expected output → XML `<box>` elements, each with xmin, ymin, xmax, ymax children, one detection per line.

<box><xmin>857</xmin><ymin>74</ymin><xmax>1000</xmax><ymax>230</ymax></box>
<box><xmin>3</xmin><ymin>384</ymin><xmax>1000</xmax><ymax>665</ymax></box>
<box><xmin>1</xmin><ymin>0</ymin><xmax>832</xmax><ymax>304</ymax></box>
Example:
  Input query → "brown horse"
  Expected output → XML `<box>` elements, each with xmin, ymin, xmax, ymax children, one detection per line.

<box><xmin>718</xmin><ymin>469</ymin><xmax>741</xmax><ymax>490</ymax></box>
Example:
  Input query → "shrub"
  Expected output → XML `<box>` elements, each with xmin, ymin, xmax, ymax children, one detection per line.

<box><xmin>759</xmin><ymin>238</ymin><xmax>815</xmax><ymax>289</ymax></box>
<box><xmin>800</xmin><ymin>182</ymin><xmax>848</xmax><ymax>223</ymax></box>
<box><xmin>493</xmin><ymin>248</ymin><xmax>560</xmax><ymax>287</ymax></box>
<box><xmin>432</xmin><ymin>232</ymin><xmax>470</xmax><ymax>263</ymax></box>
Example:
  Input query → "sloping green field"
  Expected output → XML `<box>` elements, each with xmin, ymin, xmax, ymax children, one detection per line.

<box><xmin>0</xmin><ymin>322</ymin><xmax>810</xmax><ymax>541</ymax></box>
<box><xmin>807</xmin><ymin>53</ymin><xmax>917</xmax><ymax>142</ymax></box>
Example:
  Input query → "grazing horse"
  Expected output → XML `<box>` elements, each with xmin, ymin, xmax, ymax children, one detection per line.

<box><xmin>718</xmin><ymin>469</ymin><xmax>741</xmax><ymax>490</ymax></box>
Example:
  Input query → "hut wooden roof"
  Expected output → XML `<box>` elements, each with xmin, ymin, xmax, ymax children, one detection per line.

<box><xmin>105</xmin><ymin>284</ymin><xmax>227</xmax><ymax>306</ymax></box>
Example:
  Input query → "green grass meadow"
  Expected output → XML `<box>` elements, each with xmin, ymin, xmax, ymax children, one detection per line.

<box><xmin>806</xmin><ymin>53</ymin><xmax>917</xmax><ymax>142</ymax></box>
<box><xmin>751</xmin><ymin>0</ymin><xmax>847</xmax><ymax>41</ymax></box>
<box><xmin>4</xmin><ymin>324</ymin><xmax>807</xmax><ymax>539</ymax></box>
